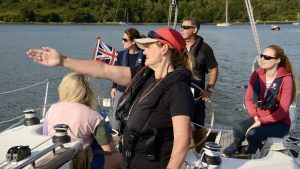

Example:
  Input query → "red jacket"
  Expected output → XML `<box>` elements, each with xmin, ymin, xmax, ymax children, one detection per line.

<box><xmin>245</xmin><ymin>67</ymin><xmax>293</xmax><ymax>125</ymax></box>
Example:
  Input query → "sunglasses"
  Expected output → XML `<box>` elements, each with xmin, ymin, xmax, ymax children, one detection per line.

<box><xmin>122</xmin><ymin>38</ymin><xmax>130</xmax><ymax>42</ymax></box>
<box><xmin>260</xmin><ymin>54</ymin><xmax>277</xmax><ymax>60</ymax></box>
<box><xmin>180</xmin><ymin>25</ymin><xmax>195</xmax><ymax>30</ymax></box>
<box><xmin>148</xmin><ymin>31</ymin><xmax>174</xmax><ymax>47</ymax></box>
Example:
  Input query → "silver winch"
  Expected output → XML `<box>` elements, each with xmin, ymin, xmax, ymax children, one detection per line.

<box><xmin>24</xmin><ymin>109</ymin><xmax>40</xmax><ymax>126</ymax></box>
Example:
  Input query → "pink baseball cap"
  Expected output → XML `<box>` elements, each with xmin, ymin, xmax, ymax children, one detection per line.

<box><xmin>135</xmin><ymin>28</ymin><xmax>186</xmax><ymax>53</ymax></box>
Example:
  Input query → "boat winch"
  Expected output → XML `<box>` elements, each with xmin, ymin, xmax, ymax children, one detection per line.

<box><xmin>24</xmin><ymin>108</ymin><xmax>40</xmax><ymax>126</ymax></box>
<box><xmin>52</xmin><ymin>124</ymin><xmax>71</xmax><ymax>144</ymax></box>
<box><xmin>202</xmin><ymin>142</ymin><xmax>222</xmax><ymax>168</ymax></box>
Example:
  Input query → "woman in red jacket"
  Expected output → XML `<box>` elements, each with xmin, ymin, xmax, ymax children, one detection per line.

<box><xmin>223</xmin><ymin>45</ymin><xmax>297</xmax><ymax>156</ymax></box>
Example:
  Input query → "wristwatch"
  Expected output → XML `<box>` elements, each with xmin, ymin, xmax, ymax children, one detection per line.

<box><xmin>207</xmin><ymin>86</ymin><xmax>214</xmax><ymax>93</ymax></box>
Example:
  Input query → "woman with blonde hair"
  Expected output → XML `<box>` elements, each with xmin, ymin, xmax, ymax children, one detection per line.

<box><xmin>43</xmin><ymin>72</ymin><xmax>112</xmax><ymax>169</ymax></box>
<box><xmin>223</xmin><ymin>45</ymin><xmax>297</xmax><ymax>157</ymax></box>
<box><xmin>28</xmin><ymin>27</ymin><xmax>193</xmax><ymax>169</ymax></box>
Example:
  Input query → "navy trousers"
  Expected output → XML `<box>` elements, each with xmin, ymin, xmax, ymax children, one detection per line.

<box><xmin>232</xmin><ymin>118</ymin><xmax>290</xmax><ymax>154</ymax></box>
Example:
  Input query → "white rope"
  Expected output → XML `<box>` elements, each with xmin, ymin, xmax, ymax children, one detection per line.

<box><xmin>0</xmin><ymin>114</ymin><xmax>25</xmax><ymax>124</ymax></box>
<box><xmin>0</xmin><ymin>81</ymin><xmax>46</xmax><ymax>95</ymax></box>
<box><xmin>189</xmin><ymin>99</ymin><xmax>215</xmax><ymax>149</ymax></box>
<box><xmin>189</xmin><ymin>110</ymin><xmax>215</xmax><ymax>149</ymax></box>
<box><xmin>245</xmin><ymin>0</ymin><xmax>261</xmax><ymax>55</ymax></box>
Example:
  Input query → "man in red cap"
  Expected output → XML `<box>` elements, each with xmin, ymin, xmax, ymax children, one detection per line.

<box><xmin>180</xmin><ymin>17</ymin><xmax>219</xmax><ymax>152</ymax></box>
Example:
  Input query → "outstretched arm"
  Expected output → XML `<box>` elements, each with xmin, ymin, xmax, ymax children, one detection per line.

<box><xmin>27</xmin><ymin>47</ymin><xmax>132</xmax><ymax>86</ymax></box>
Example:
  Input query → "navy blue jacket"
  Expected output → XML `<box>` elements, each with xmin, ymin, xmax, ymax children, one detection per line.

<box><xmin>112</xmin><ymin>49</ymin><xmax>145</xmax><ymax>92</ymax></box>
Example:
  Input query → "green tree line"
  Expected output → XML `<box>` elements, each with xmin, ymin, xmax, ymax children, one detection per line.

<box><xmin>0</xmin><ymin>0</ymin><xmax>299</xmax><ymax>23</ymax></box>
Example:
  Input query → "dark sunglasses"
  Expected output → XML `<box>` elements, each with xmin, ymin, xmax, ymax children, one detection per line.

<box><xmin>260</xmin><ymin>54</ymin><xmax>277</xmax><ymax>60</ymax></box>
<box><xmin>148</xmin><ymin>31</ymin><xmax>174</xmax><ymax>47</ymax></box>
<box><xmin>180</xmin><ymin>25</ymin><xmax>195</xmax><ymax>30</ymax></box>
<box><xmin>122</xmin><ymin>38</ymin><xmax>130</xmax><ymax>42</ymax></box>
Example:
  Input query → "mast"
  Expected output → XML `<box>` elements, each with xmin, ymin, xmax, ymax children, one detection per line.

<box><xmin>168</xmin><ymin>0</ymin><xmax>179</xmax><ymax>29</ymax></box>
<box><xmin>225</xmin><ymin>0</ymin><xmax>228</xmax><ymax>24</ymax></box>
<box><xmin>114</xmin><ymin>0</ymin><xmax>121</xmax><ymax>22</ymax></box>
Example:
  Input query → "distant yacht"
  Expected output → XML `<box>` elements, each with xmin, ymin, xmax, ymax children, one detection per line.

<box><xmin>292</xmin><ymin>12</ymin><xmax>300</xmax><ymax>25</ymax></box>
<box><xmin>271</xmin><ymin>25</ymin><xmax>280</xmax><ymax>31</ymax></box>
<box><xmin>217</xmin><ymin>0</ymin><xmax>231</xmax><ymax>27</ymax></box>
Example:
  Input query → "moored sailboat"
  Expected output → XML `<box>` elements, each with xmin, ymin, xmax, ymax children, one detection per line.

<box><xmin>292</xmin><ymin>12</ymin><xmax>300</xmax><ymax>25</ymax></box>
<box><xmin>216</xmin><ymin>0</ymin><xmax>231</xmax><ymax>27</ymax></box>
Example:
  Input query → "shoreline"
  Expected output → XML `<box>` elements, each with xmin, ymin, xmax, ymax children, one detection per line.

<box><xmin>0</xmin><ymin>21</ymin><xmax>299</xmax><ymax>25</ymax></box>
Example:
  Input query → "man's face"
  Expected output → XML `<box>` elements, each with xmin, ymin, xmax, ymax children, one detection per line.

<box><xmin>180</xmin><ymin>20</ymin><xmax>197</xmax><ymax>40</ymax></box>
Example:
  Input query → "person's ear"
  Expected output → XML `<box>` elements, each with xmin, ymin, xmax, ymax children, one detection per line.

<box><xmin>276</xmin><ymin>58</ymin><xmax>281</xmax><ymax>65</ymax></box>
<box><xmin>193</xmin><ymin>28</ymin><xmax>198</xmax><ymax>34</ymax></box>
<box><xmin>162</xmin><ymin>44</ymin><xmax>169</xmax><ymax>56</ymax></box>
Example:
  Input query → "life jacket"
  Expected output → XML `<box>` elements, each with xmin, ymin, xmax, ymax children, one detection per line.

<box><xmin>190</xmin><ymin>36</ymin><xmax>209</xmax><ymax>87</ymax></box>
<box><xmin>252</xmin><ymin>75</ymin><xmax>283</xmax><ymax>112</ymax></box>
<box><xmin>121</xmin><ymin>49</ymin><xmax>144</xmax><ymax>67</ymax></box>
<box><xmin>117</xmin><ymin>66</ymin><xmax>191</xmax><ymax>133</ymax></box>
<box><xmin>115</xmin><ymin>66</ymin><xmax>191</xmax><ymax>164</ymax></box>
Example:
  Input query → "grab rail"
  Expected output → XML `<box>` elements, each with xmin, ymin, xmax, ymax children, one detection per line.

<box><xmin>13</xmin><ymin>143</ymin><xmax>64</xmax><ymax>169</ymax></box>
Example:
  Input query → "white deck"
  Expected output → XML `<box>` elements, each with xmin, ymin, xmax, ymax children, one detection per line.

<box><xmin>0</xmin><ymin>124</ymin><xmax>81</xmax><ymax>169</ymax></box>
<box><xmin>222</xmin><ymin>151</ymin><xmax>299</xmax><ymax>169</ymax></box>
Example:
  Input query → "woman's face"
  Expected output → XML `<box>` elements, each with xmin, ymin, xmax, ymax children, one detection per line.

<box><xmin>143</xmin><ymin>42</ymin><xmax>164</xmax><ymax>68</ymax></box>
<box><xmin>122</xmin><ymin>33</ymin><xmax>135</xmax><ymax>49</ymax></box>
<box><xmin>260</xmin><ymin>48</ymin><xmax>280</xmax><ymax>70</ymax></box>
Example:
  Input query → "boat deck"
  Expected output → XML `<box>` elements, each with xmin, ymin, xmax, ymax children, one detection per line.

<box><xmin>218</xmin><ymin>130</ymin><xmax>235</xmax><ymax>150</ymax></box>
<box><xmin>205</xmin><ymin>125</ymin><xmax>252</xmax><ymax>159</ymax></box>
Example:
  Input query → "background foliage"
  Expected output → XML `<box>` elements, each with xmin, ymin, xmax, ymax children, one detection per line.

<box><xmin>0</xmin><ymin>0</ymin><xmax>299</xmax><ymax>23</ymax></box>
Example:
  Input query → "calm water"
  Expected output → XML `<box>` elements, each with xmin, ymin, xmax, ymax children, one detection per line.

<box><xmin>0</xmin><ymin>23</ymin><xmax>300</xmax><ymax>136</ymax></box>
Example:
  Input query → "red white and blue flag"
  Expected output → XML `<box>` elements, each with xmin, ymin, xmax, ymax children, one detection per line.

<box><xmin>94</xmin><ymin>39</ymin><xmax>118</xmax><ymax>65</ymax></box>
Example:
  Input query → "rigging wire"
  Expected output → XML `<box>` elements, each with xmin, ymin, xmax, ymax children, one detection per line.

<box><xmin>0</xmin><ymin>114</ymin><xmax>24</xmax><ymax>124</ymax></box>
<box><xmin>0</xmin><ymin>81</ymin><xmax>46</xmax><ymax>95</ymax></box>
<box><xmin>0</xmin><ymin>77</ymin><xmax>62</xmax><ymax>95</ymax></box>
<box><xmin>245</xmin><ymin>0</ymin><xmax>261</xmax><ymax>56</ymax></box>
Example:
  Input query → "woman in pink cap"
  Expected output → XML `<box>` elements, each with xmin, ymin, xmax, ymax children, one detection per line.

<box><xmin>27</xmin><ymin>28</ymin><xmax>193</xmax><ymax>169</ymax></box>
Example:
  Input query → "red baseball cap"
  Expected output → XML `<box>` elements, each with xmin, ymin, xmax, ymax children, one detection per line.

<box><xmin>135</xmin><ymin>28</ymin><xmax>186</xmax><ymax>53</ymax></box>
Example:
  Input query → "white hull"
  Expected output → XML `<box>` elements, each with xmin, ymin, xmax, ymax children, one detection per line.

<box><xmin>271</xmin><ymin>25</ymin><xmax>280</xmax><ymax>31</ymax></box>
<box><xmin>292</xmin><ymin>22</ymin><xmax>300</xmax><ymax>25</ymax></box>
<box><xmin>184</xmin><ymin>129</ymin><xmax>300</xmax><ymax>169</ymax></box>
<box><xmin>185</xmin><ymin>150</ymin><xmax>300</xmax><ymax>169</ymax></box>
<box><xmin>216</xmin><ymin>23</ymin><xmax>231</xmax><ymax>27</ymax></box>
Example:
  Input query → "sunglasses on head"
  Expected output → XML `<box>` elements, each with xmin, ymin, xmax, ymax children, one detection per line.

<box><xmin>180</xmin><ymin>25</ymin><xmax>195</xmax><ymax>30</ymax></box>
<box><xmin>148</xmin><ymin>31</ymin><xmax>174</xmax><ymax>47</ymax></box>
<box><xmin>260</xmin><ymin>54</ymin><xmax>277</xmax><ymax>60</ymax></box>
<box><xmin>122</xmin><ymin>38</ymin><xmax>130</xmax><ymax>42</ymax></box>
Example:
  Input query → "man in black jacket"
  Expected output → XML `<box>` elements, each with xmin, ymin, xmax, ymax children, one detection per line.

<box><xmin>180</xmin><ymin>17</ymin><xmax>219</xmax><ymax>152</ymax></box>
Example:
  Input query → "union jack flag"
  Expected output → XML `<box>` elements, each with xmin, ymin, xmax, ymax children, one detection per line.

<box><xmin>94</xmin><ymin>39</ymin><xmax>118</xmax><ymax>65</ymax></box>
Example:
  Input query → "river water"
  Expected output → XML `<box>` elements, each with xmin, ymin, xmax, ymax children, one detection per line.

<box><xmin>0</xmin><ymin>23</ymin><xmax>299</xmax><ymax>136</ymax></box>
